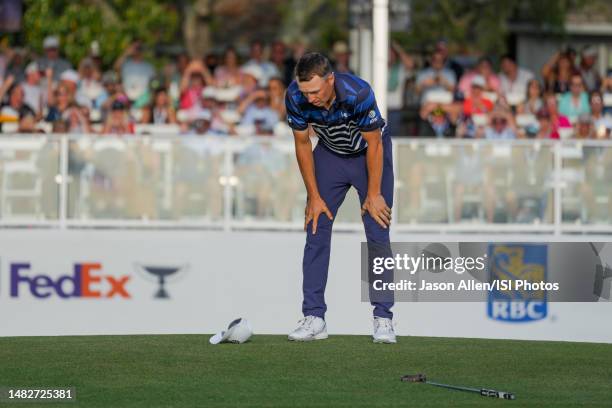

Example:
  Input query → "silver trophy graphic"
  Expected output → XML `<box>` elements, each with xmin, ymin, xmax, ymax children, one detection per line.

<box><xmin>135</xmin><ymin>263</ymin><xmax>188</xmax><ymax>299</ymax></box>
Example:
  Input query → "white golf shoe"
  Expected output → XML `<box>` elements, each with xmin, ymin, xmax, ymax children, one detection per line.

<box><xmin>288</xmin><ymin>316</ymin><xmax>328</xmax><ymax>341</ymax></box>
<box><xmin>373</xmin><ymin>317</ymin><xmax>396</xmax><ymax>343</ymax></box>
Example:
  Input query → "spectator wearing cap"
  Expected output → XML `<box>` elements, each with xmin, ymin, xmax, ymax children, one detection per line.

<box><xmin>77</xmin><ymin>57</ymin><xmax>106</xmax><ymax>110</ymax></box>
<box><xmin>542</xmin><ymin>51</ymin><xmax>577</xmax><ymax>93</ymax></box>
<box><xmin>332</xmin><ymin>41</ymin><xmax>353</xmax><ymax>74</ymax></box>
<box><xmin>141</xmin><ymin>87</ymin><xmax>177</xmax><ymax>124</ymax></box>
<box><xmin>179</xmin><ymin>59</ymin><xmax>213</xmax><ymax>110</ymax></box>
<box><xmin>578</xmin><ymin>46</ymin><xmax>601</xmax><ymax>92</ymax></box>
<box><xmin>558</xmin><ymin>74</ymin><xmax>590</xmax><ymax>122</ymax></box>
<box><xmin>114</xmin><ymin>41</ymin><xmax>155</xmax><ymax>103</ymax></box>
<box><xmin>240</xmin><ymin>64</ymin><xmax>262</xmax><ymax>101</ymax></box>
<box><xmin>185</xmin><ymin>109</ymin><xmax>213</xmax><ymax>135</ymax></box>
<box><xmin>184</xmin><ymin>87</ymin><xmax>229</xmax><ymax>135</ymax></box>
<box><xmin>214</xmin><ymin>47</ymin><xmax>244</xmax><ymax>88</ymax></box>
<box><xmin>589</xmin><ymin>91</ymin><xmax>612</xmax><ymax>137</ymax></box>
<box><xmin>21</xmin><ymin>62</ymin><xmax>47</xmax><ymax>116</ymax></box>
<box><xmin>101</xmin><ymin>97</ymin><xmax>134</xmax><ymax>134</ymax></box>
<box><xmin>58</xmin><ymin>69</ymin><xmax>91</xmax><ymax>109</ymax></box>
<box><xmin>517</xmin><ymin>79</ymin><xmax>543</xmax><ymax>115</ymax></box>
<box><xmin>499</xmin><ymin>54</ymin><xmax>534</xmax><ymax>99</ymax></box>
<box><xmin>483</xmin><ymin>108</ymin><xmax>517</xmax><ymax>140</ymax></box>
<box><xmin>458</xmin><ymin>56</ymin><xmax>500</xmax><ymax>98</ymax></box>
<box><xmin>543</xmin><ymin>92</ymin><xmax>571</xmax><ymax>138</ymax></box>
<box><xmin>415</xmin><ymin>50</ymin><xmax>456</xmax><ymax>105</ymax></box>
<box><xmin>462</xmin><ymin>75</ymin><xmax>494</xmax><ymax>117</ymax></box>
<box><xmin>36</xmin><ymin>35</ymin><xmax>72</xmax><ymax>82</ymax></box>
<box><xmin>241</xmin><ymin>40</ymin><xmax>280</xmax><ymax>87</ymax></box>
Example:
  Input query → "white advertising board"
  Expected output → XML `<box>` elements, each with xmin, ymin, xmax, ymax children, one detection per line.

<box><xmin>0</xmin><ymin>230</ymin><xmax>610</xmax><ymax>343</ymax></box>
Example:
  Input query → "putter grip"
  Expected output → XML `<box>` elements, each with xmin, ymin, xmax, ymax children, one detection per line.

<box><xmin>480</xmin><ymin>389</ymin><xmax>516</xmax><ymax>400</ymax></box>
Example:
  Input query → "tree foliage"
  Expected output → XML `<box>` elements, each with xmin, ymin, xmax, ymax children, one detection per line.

<box><xmin>396</xmin><ymin>0</ymin><xmax>589</xmax><ymax>54</ymax></box>
<box><xmin>23</xmin><ymin>0</ymin><xmax>180</xmax><ymax>68</ymax></box>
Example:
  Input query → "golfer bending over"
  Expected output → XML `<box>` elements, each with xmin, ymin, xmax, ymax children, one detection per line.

<box><xmin>285</xmin><ymin>52</ymin><xmax>396</xmax><ymax>343</ymax></box>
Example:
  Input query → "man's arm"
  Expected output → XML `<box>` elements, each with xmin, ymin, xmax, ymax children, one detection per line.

<box><xmin>293</xmin><ymin>128</ymin><xmax>332</xmax><ymax>234</ymax></box>
<box><xmin>361</xmin><ymin>129</ymin><xmax>391</xmax><ymax>228</ymax></box>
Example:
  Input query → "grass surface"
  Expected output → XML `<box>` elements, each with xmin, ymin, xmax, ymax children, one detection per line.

<box><xmin>0</xmin><ymin>334</ymin><xmax>611</xmax><ymax>407</ymax></box>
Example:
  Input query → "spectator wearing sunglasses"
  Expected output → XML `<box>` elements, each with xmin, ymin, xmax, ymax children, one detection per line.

<box><xmin>484</xmin><ymin>108</ymin><xmax>517</xmax><ymax>140</ymax></box>
<box><xmin>558</xmin><ymin>74</ymin><xmax>590</xmax><ymax>122</ymax></box>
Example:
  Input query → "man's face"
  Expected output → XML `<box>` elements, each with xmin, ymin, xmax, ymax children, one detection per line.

<box><xmin>430</xmin><ymin>52</ymin><xmax>445</xmax><ymax>70</ymax></box>
<box><xmin>298</xmin><ymin>73</ymin><xmax>335</xmax><ymax>107</ymax></box>
<box><xmin>570</xmin><ymin>76</ymin><xmax>583</xmax><ymax>95</ymax></box>
<box><xmin>591</xmin><ymin>94</ymin><xmax>603</xmax><ymax>113</ymax></box>
<box><xmin>471</xmin><ymin>84</ymin><xmax>483</xmax><ymax>97</ymax></box>
<box><xmin>27</xmin><ymin>70</ymin><xmax>40</xmax><ymax>84</ymax></box>
<box><xmin>501</xmin><ymin>59</ymin><xmax>515</xmax><ymax>75</ymax></box>
<box><xmin>583</xmin><ymin>55</ymin><xmax>596</xmax><ymax>68</ymax></box>
<box><xmin>45</xmin><ymin>47</ymin><xmax>58</xmax><ymax>59</ymax></box>
<box><xmin>491</xmin><ymin>115</ymin><xmax>507</xmax><ymax>132</ymax></box>
<box><xmin>272</xmin><ymin>42</ymin><xmax>285</xmax><ymax>62</ymax></box>
<box><xmin>251</xmin><ymin>43</ymin><xmax>263</xmax><ymax>60</ymax></box>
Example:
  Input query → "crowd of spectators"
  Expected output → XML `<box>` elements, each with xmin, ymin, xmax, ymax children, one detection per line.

<box><xmin>0</xmin><ymin>35</ymin><xmax>611</xmax><ymax>141</ymax></box>
<box><xmin>0</xmin><ymin>36</ymin><xmax>305</xmax><ymax>136</ymax></box>
<box><xmin>409</xmin><ymin>40</ymin><xmax>612</xmax><ymax>140</ymax></box>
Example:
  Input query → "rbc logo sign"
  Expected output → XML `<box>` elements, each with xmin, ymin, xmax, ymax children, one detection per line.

<box><xmin>10</xmin><ymin>262</ymin><xmax>131</xmax><ymax>299</ymax></box>
<box><xmin>487</xmin><ymin>244</ymin><xmax>548</xmax><ymax>323</ymax></box>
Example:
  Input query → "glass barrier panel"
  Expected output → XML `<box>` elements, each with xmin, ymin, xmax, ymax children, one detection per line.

<box><xmin>231</xmin><ymin>139</ymin><xmax>305</xmax><ymax>222</ymax></box>
<box><xmin>67</xmin><ymin>136</ymin><xmax>225</xmax><ymax>222</ymax></box>
<box><xmin>394</xmin><ymin>141</ymin><xmax>555</xmax><ymax>225</ymax></box>
<box><xmin>561</xmin><ymin>143</ymin><xmax>612</xmax><ymax>224</ymax></box>
<box><xmin>0</xmin><ymin>136</ymin><xmax>60</xmax><ymax>221</ymax></box>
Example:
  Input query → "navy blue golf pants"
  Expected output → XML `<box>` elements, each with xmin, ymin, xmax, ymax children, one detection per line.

<box><xmin>302</xmin><ymin>135</ymin><xmax>394</xmax><ymax>320</ymax></box>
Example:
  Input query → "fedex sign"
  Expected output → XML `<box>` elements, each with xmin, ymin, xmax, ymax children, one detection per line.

<box><xmin>10</xmin><ymin>263</ymin><xmax>131</xmax><ymax>299</ymax></box>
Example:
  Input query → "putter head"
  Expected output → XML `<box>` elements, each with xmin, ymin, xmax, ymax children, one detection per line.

<box><xmin>401</xmin><ymin>373</ymin><xmax>426</xmax><ymax>383</ymax></box>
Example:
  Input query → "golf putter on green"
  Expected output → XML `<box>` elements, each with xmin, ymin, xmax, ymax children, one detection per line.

<box><xmin>401</xmin><ymin>373</ymin><xmax>516</xmax><ymax>400</ymax></box>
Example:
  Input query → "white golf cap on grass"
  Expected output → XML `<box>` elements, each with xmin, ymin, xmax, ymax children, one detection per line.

<box><xmin>209</xmin><ymin>318</ymin><xmax>253</xmax><ymax>345</ymax></box>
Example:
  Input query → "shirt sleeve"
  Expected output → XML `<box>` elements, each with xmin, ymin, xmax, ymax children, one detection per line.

<box><xmin>355</xmin><ymin>85</ymin><xmax>384</xmax><ymax>131</ymax></box>
<box><xmin>284</xmin><ymin>91</ymin><xmax>308</xmax><ymax>131</ymax></box>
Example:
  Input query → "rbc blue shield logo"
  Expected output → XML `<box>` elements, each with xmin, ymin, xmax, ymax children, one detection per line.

<box><xmin>487</xmin><ymin>244</ymin><xmax>548</xmax><ymax>323</ymax></box>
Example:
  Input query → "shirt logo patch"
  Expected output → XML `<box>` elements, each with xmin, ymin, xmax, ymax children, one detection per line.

<box><xmin>368</xmin><ymin>110</ymin><xmax>376</xmax><ymax>119</ymax></box>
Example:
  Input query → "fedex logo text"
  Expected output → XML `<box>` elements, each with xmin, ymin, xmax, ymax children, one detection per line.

<box><xmin>10</xmin><ymin>263</ymin><xmax>131</xmax><ymax>299</ymax></box>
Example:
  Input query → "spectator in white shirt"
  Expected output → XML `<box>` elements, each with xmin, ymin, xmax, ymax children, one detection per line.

<box><xmin>77</xmin><ymin>57</ymin><xmax>107</xmax><ymax>110</ymax></box>
<box><xmin>415</xmin><ymin>50</ymin><xmax>456</xmax><ymax>105</ymax></box>
<box><xmin>483</xmin><ymin>108</ymin><xmax>517</xmax><ymax>140</ymax></box>
<box><xmin>114</xmin><ymin>41</ymin><xmax>155</xmax><ymax>102</ymax></box>
<box><xmin>21</xmin><ymin>62</ymin><xmax>46</xmax><ymax>116</ymax></box>
<box><xmin>36</xmin><ymin>35</ymin><xmax>72</xmax><ymax>82</ymax></box>
<box><xmin>499</xmin><ymin>54</ymin><xmax>534</xmax><ymax>99</ymax></box>
<box><xmin>241</xmin><ymin>40</ymin><xmax>279</xmax><ymax>87</ymax></box>
<box><xmin>578</xmin><ymin>46</ymin><xmax>601</xmax><ymax>92</ymax></box>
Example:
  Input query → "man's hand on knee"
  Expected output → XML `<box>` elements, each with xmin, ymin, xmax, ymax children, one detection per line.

<box><xmin>361</xmin><ymin>194</ymin><xmax>391</xmax><ymax>228</ymax></box>
<box><xmin>305</xmin><ymin>196</ymin><xmax>333</xmax><ymax>234</ymax></box>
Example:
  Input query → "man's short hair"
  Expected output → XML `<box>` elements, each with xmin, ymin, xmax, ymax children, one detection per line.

<box><xmin>295</xmin><ymin>52</ymin><xmax>332</xmax><ymax>82</ymax></box>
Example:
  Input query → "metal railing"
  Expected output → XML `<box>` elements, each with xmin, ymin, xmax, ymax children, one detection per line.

<box><xmin>0</xmin><ymin>134</ymin><xmax>609</xmax><ymax>234</ymax></box>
